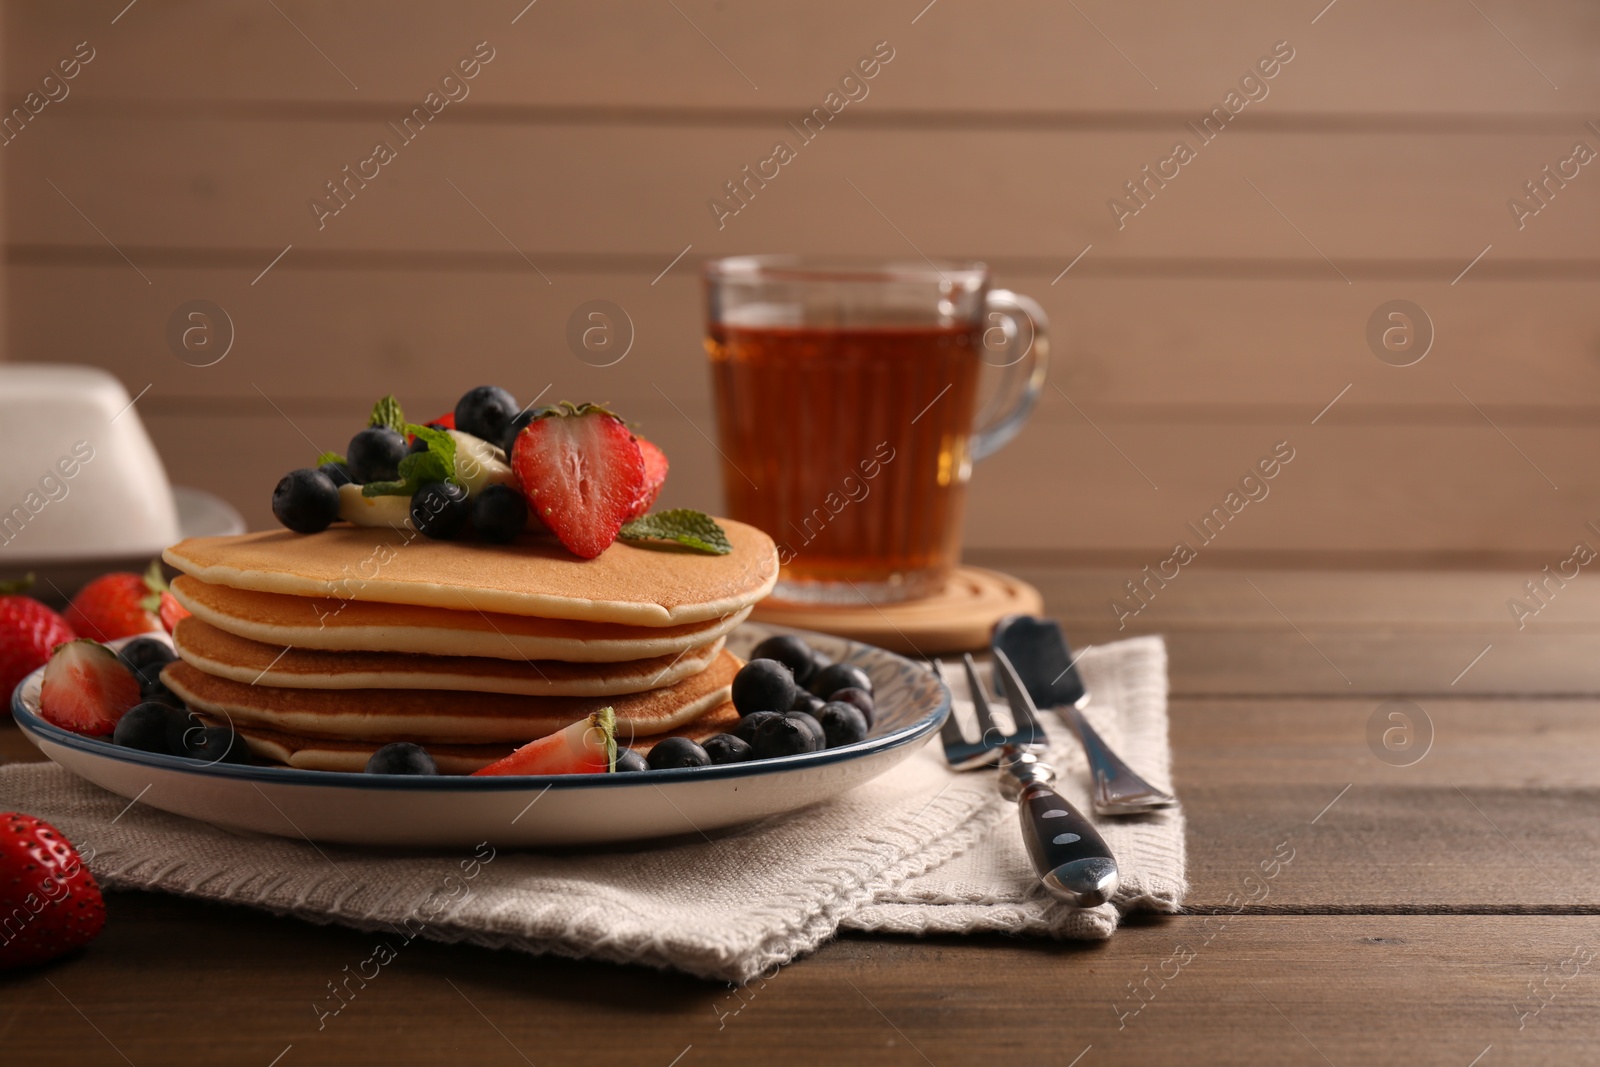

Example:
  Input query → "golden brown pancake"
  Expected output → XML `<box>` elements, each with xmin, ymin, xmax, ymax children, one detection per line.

<box><xmin>160</xmin><ymin>651</ymin><xmax>740</xmax><ymax>744</ymax></box>
<box><xmin>227</xmin><ymin>702</ymin><xmax>742</xmax><ymax>773</ymax></box>
<box><xmin>163</xmin><ymin>521</ymin><xmax>778</xmax><ymax>626</ymax></box>
<box><xmin>169</xmin><ymin>575</ymin><xmax>750</xmax><ymax>662</ymax></box>
<box><xmin>171</xmin><ymin>616</ymin><xmax>724</xmax><ymax>697</ymax></box>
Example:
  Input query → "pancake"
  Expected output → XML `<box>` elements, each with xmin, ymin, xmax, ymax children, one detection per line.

<box><xmin>171</xmin><ymin>616</ymin><xmax>725</xmax><ymax>697</ymax></box>
<box><xmin>160</xmin><ymin>650</ymin><xmax>740</xmax><ymax>744</ymax></box>
<box><xmin>169</xmin><ymin>575</ymin><xmax>750</xmax><ymax>662</ymax></box>
<box><xmin>230</xmin><ymin>701</ymin><xmax>743</xmax><ymax>773</ymax></box>
<box><xmin>163</xmin><ymin>520</ymin><xmax>779</xmax><ymax>626</ymax></box>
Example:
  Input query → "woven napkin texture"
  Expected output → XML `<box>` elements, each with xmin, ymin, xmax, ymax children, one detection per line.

<box><xmin>0</xmin><ymin>635</ymin><xmax>1184</xmax><ymax>983</ymax></box>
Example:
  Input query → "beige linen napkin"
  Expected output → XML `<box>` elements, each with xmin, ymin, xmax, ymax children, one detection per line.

<box><xmin>0</xmin><ymin>636</ymin><xmax>1184</xmax><ymax>982</ymax></box>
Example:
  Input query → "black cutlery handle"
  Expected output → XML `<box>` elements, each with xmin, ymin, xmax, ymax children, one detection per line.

<box><xmin>1017</xmin><ymin>780</ymin><xmax>1119</xmax><ymax>907</ymax></box>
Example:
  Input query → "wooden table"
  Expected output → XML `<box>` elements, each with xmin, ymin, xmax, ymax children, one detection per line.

<box><xmin>4</xmin><ymin>566</ymin><xmax>1598</xmax><ymax>1065</ymax></box>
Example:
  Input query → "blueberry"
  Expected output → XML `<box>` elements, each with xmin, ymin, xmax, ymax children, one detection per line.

<box><xmin>472</xmin><ymin>484</ymin><xmax>528</xmax><ymax>544</ymax></box>
<box><xmin>749</xmin><ymin>635</ymin><xmax>816</xmax><ymax>687</ymax></box>
<box><xmin>816</xmin><ymin>702</ymin><xmax>869</xmax><ymax>747</ymax></box>
<box><xmin>731</xmin><ymin>658</ymin><xmax>797</xmax><ymax>716</ymax></box>
<box><xmin>319</xmin><ymin>460</ymin><xmax>357</xmax><ymax>487</ymax></box>
<box><xmin>733</xmin><ymin>710</ymin><xmax>783</xmax><ymax>745</ymax></box>
<box><xmin>272</xmin><ymin>468</ymin><xmax>341</xmax><ymax>534</ymax></box>
<box><xmin>167</xmin><ymin>709</ymin><xmax>207</xmax><ymax>754</ymax></box>
<box><xmin>183</xmin><ymin>724</ymin><xmax>251</xmax><ymax>764</ymax></box>
<box><xmin>141</xmin><ymin>675</ymin><xmax>185</xmax><ymax>709</ymax></box>
<box><xmin>501</xmin><ymin>408</ymin><xmax>541</xmax><ymax>459</ymax></box>
<box><xmin>809</xmin><ymin>662</ymin><xmax>873</xmax><ymax>698</ymax></box>
<box><xmin>787</xmin><ymin>710</ymin><xmax>826</xmax><ymax>749</ymax></box>
<box><xmin>646</xmin><ymin>737</ymin><xmax>711</xmax><ymax>770</ymax></box>
<box><xmin>407</xmin><ymin>434</ymin><xmax>432</xmax><ymax>456</ymax></box>
<box><xmin>365</xmin><ymin>741</ymin><xmax>438</xmax><ymax>775</ymax></box>
<box><xmin>613</xmin><ymin>748</ymin><xmax>650</xmax><ymax>772</ymax></box>
<box><xmin>747</xmin><ymin>714</ymin><xmax>822</xmax><ymax>759</ymax></box>
<box><xmin>702</xmin><ymin>733</ymin><xmax>754</xmax><ymax>765</ymax></box>
<box><xmin>112</xmin><ymin>702</ymin><xmax>176</xmax><ymax>753</ymax></box>
<box><xmin>410</xmin><ymin>482</ymin><xmax>470</xmax><ymax>540</ymax></box>
<box><xmin>117</xmin><ymin>637</ymin><xmax>175</xmax><ymax>692</ymax></box>
<box><xmin>346</xmin><ymin>427</ymin><xmax>408</xmax><ymax>483</ymax></box>
<box><xmin>455</xmin><ymin>386</ymin><xmax>520</xmax><ymax>446</ymax></box>
<box><xmin>790</xmin><ymin>691</ymin><xmax>825</xmax><ymax>715</ymax></box>
<box><xmin>827</xmin><ymin>686</ymin><xmax>875</xmax><ymax>726</ymax></box>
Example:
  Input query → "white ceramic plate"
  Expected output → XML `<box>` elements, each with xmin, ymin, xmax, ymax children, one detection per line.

<box><xmin>10</xmin><ymin>624</ymin><xmax>950</xmax><ymax>847</ymax></box>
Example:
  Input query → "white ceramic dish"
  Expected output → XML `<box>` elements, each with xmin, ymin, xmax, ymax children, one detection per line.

<box><xmin>10</xmin><ymin>625</ymin><xmax>950</xmax><ymax>848</ymax></box>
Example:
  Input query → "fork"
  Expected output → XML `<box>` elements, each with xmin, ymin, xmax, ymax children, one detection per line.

<box><xmin>932</xmin><ymin>651</ymin><xmax>1119</xmax><ymax>908</ymax></box>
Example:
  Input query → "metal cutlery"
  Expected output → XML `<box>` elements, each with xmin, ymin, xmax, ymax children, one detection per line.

<box><xmin>933</xmin><ymin>650</ymin><xmax>1119</xmax><ymax>908</ymax></box>
<box><xmin>992</xmin><ymin>615</ymin><xmax>1176</xmax><ymax>816</ymax></box>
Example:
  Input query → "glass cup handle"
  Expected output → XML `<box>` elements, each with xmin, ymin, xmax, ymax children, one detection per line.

<box><xmin>971</xmin><ymin>289</ymin><xmax>1049</xmax><ymax>462</ymax></box>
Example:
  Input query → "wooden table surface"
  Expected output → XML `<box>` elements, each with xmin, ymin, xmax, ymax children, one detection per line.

<box><xmin>3</xmin><ymin>565</ymin><xmax>1598</xmax><ymax>1066</ymax></box>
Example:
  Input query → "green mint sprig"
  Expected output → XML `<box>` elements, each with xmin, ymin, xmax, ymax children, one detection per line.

<box><xmin>362</xmin><ymin>423</ymin><xmax>457</xmax><ymax>497</ymax></box>
<box><xmin>316</xmin><ymin>450</ymin><xmax>346</xmax><ymax>467</ymax></box>
<box><xmin>619</xmin><ymin>509</ymin><xmax>731</xmax><ymax>555</ymax></box>
<box><xmin>368</xmin><ymin>395</ymin><xmax>406</xmax><ymax>435</ymax></box>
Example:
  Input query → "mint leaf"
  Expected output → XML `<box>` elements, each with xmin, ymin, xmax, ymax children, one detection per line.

<box><xmin>619</xmin><ymin>509</ymin><xmax>731</xmax><ymax>555</ymax></box>
<box><xmin>368</xmin><ymin>395</ymin><xmax>406</xmax><ymax>434</ymax></box>
<box><xmin>316</xmin><ymin>451</ymin><xmax>346</xmax><ymax>467</ymax></box>
<box><xmin>362</xmin><ymin>423</ymin><xmax>457</xmax><ymax>497</ymax></box>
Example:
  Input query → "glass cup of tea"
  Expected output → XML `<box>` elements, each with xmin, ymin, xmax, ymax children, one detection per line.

<box><xmin>704</xmin><ymin>256</ymin><xmax>1048</xmax><ymax>605</ymax></box>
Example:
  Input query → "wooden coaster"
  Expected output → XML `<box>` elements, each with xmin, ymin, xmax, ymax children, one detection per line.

<box><xmin>749</xmin><ymin>566</ymin><xmax>1044</xmax><ymax>655</ymax></box>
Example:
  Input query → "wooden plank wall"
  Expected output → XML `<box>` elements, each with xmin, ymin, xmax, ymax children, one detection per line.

<box><xmin>4</xmin><ymin>1</ymin><xmax>1599</xmax><ymax>561</ymax></box>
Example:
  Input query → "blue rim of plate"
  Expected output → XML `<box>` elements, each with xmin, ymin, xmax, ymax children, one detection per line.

<box><xmin>9</xmin><ymin>629</ymin><xmax>951</xmax><ymax>793</ymax></box>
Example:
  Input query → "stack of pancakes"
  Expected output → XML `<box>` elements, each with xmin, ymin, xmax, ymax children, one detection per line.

<box><xmin>157</xmin><ymin>521</ymin><xmax>779</xmax><ymax>773</ymax></box>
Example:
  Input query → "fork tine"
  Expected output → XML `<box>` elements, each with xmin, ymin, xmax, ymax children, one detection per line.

<box><xmin>928</xmin><ymin>658</ymin><xmax>969</xmax><ymax>748</ymax></box>
<box><xmin>992</xmin><ymin>648</ymin><xmax>1045</xmax><ymax>746</ymax></box>
<box><xmin>960</xmin><ymin>653</ymin><xmax>999</xmax><ymax>740</ymax></box>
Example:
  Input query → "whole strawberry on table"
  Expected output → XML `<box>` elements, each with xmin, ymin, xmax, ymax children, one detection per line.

<box><xmin>268</xmin><ymin>388</ymin><xmax>723</xmax><ymax>559</ymax></box>
<box><xmin>0</xmin><ymin>812</ymin><xmax>106</xmax><ymax>969</ymax></box>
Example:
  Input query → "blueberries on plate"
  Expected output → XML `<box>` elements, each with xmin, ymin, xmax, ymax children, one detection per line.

<box><xmin>809</xmin><ymin>662</ymin><xmax>873</xmax><ymax>698</ymax></box>
<box><xmin>749</xmin><ymin>635</ymin><xmax>816</xmax><ymax>687</ymax></box>
<box><xmin>319</xmin><ymin>460</ymin><xmax>357</xmax><ymax>487</ymax></box>
<box><xmin>272</xmin><ymin>468</ymin><xmax>341</xmax><ymax>534</ymax></box>
<box><xmin>731</xmin><ymin>658</ymin><xmax>797</xmax><ymax>716</ymax></box>
<box><xmin>827</xmin><ymin>686</ymin><xmax>874</xmax><ymax>726</ymax></box>
<box><xmin>702</xmin><ymin>733</ymin><xmax>754</xmax><ymax>765</ymax></box>
<box><xmin>410</xmin><ymin>481</ymin><xmax>470</xmax><ymax>540</ymax></box>
<box><xmin>117</xmin><ymin>637</ymin><xmax>176</xmax><ymax>693</ymax></box>
<box><xmin>183</xmin><ymin>724</ymin><xmax>252</xmax><ymax>764</ymax></box>
<box><xmin>790</xmin><ymin>691</ymin><xmax>825</xmax><ymax>715</ymax></box>
<box><xmin>112</xmin><ymin>702</ymin><xmax>178</xmax><ymax>753</ymax></box>
<box><xmin>166</xmin><ymin>709</ymin><xmax>206</xmax><ymax>754</ymax></box>
<box><xmin>613</xmin><ymin>748</ymin><xmax>650</xmax><ymax>772</ymax></box>
<box><xmin>646</xmin><ymin>737</ymin><xmax>712</xmax><ymax>770</ymax></box>
<box><xmin>365</xmin><ymin>741</ymin><xmax>438</xmax><ymax>775</ymax></box>
<box><xmin>472</xmin><ymin>484</ymin><xmax>528</xmax><ymax>544</ymax></box>
<box><xmin>455</xmin><ymin>385</ymin><xmax>520</xmax><ymax>446</ymax></box>
<box><xmin>787</xmin><ymin>710</ymin><xmax>826</xmax><ymax>750</ymax></box>
<box><xmin>746</xmin><ymin>713</ymin><xmax>823</xmax><ymax>759</ymax></box>
<box><xmin>733</xmin><ymin>710</ymin><xmax>783</xmax><ymax>745</ymax></box>
<box><xmin>346</xmin><ymin>426</ymin><xmax>408</xmax><ymax>484</ymax></box>
<box><xmin>816</xmin><ymin>701</ymin><xmax>869</xmax><ymax>747</ymax></box>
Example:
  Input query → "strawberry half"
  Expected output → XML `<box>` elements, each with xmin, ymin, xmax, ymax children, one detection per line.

<box><xmin>0</xmin><ymin>813</ymin><xmax>106</xmax><ymax>969</ymax></box>
<box><xmin>0</xmin><ymin>576</ymin><xmax>77</xmax><ymax>700</ymax></box>
<box><xmin>472</xmin><ymin>707</ymin><xmax>616</xmax><ymax>776</ymax></box>
<box><xmin>511</xmin><ymin>403</ymin><xmax>645</xmax><ymax>559</ymax></box>
<box><xmin>629</xmin><ymin>436</ymin><xmax>669</xmax><ymax>520</ymax></box>
<box><xmin>38</xmin><ymin>639</ymin><xmax>141</xmax><ymax>737</ymax></box>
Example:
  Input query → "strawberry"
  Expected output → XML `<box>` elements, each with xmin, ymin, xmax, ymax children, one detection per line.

<box><xmin>0</xmin><ymin>576</ymin><xmax>76</xmax><ymax>700</ymax></box>
<box><xmin>473</xmin><ymin>707</ymin><xmax>616</xmax><ymax>776</ymax></box>
<box><xmin>629</xmin><ymin>436</ymin><xmax>669</xmax><ymax>520</ymax></box>
<box><xmin>510</xmin><ymin>402</ymin><xmax>645</xmax><ymax>559</ymax></box>
<box><xmin>38</xmin><ymin>639</ymin><xmax>141</xmax><ymax>737</ymax></box>
<box><xmin>64</xmin><ymin>561</ymin><xmax>169</xmax><ymax>641</ymax></box>
<box><xmin>0</xmin><ymin>813</ymin><xmax>106</xmax><ymax>969</ymax></box>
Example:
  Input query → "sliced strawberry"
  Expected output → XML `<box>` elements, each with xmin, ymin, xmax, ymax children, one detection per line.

<box><xmin>0</xmin><ymin>576</ymin><xmax>77</xmax><ymax>699</ymax></box>
<box><xmin>511</xmin><ymin>402</ymin><xmax>645</xmax><ymax>559</ymax></box>
<box><xmin>629</xmin><ymin>436</ymin><xmax>669</xmax><ymax>519</ymax></box>
<box><xmin>0</xmin><ymin>812</ymin><xmax>106</xmax><ymax>969</ymax></box>
<box><xmin>472</xmin><ymin>707</ymin><xmax>616</xmax><ymax>776</ymax></box>
<box><xmin>38</xmin><ymin>639</ymin><xmax>141</xmax><ymax>737</ymax></box>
